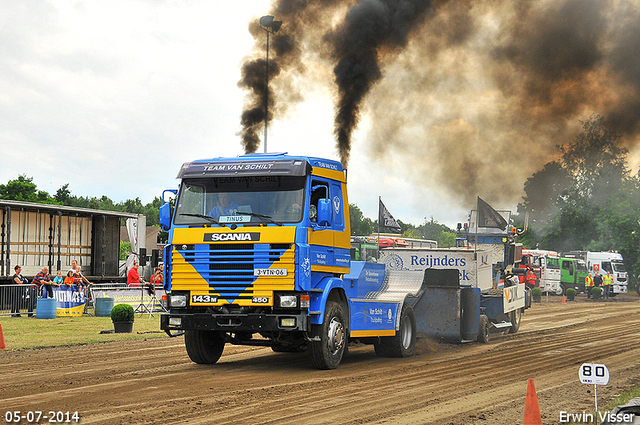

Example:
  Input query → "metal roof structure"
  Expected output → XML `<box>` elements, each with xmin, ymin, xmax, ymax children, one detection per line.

<box><xmin>0</xmin><ymin>200</ymin><xmax>139</xmax><ymax>219</ymax></box>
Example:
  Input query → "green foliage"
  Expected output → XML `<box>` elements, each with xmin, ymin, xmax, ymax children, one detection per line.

<box><xmin>519</xmin><ymin>115</ymin><xmax>640</xmax><ymax>279</ymax></box>
<box><xmin>0</xmin><ymin>175</ymin><xmax>58</xmax><ymax>204</ymax></box>
<box><xmin>349</xmin><ymin>203</ymin><xmax>374</xmax><ymax>236</ymax></box>
<box><xmin>120</xmin><ymin>241</ymin><xmax>132</xmax><ymax>261</ymax></box>
<box><xmin>591</xmin><ymin>286</ymin><xmax>602</xmax><ymax>297</ymax></box>
<box><xmin>110</xmin><ymin>303</ymin><xmax>135</xmax><ymax>323</ymax></box>
<box><xmin>1</xmin><ymin>176</ymin><xmax>161</xmax><ymax>226</ymax></box>
<box><xmin>531</xmin><ymin>287</ymin><xmax>542</xmax><ymax>298</ymax></box>
<box><xmin>565</xmin><ymin>288</ymin><xmax>577</xmax><ymax>298</ymax></box>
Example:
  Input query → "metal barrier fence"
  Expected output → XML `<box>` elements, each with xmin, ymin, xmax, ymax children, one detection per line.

<box><xmin>0</xmin><ymin>283</ymin><xmax>167</xmax><ymax>316</ymax></box>
<box><xmin>0</xmin><ymin>284</ymin><xmax>39</xmax><ymax>316</ymax></box>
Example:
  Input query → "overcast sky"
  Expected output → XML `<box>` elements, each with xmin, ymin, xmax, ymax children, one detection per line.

<box><xmin>0</xmin><ymin>1</ymin><xmax>526</xmax><ymax>229</ymax></box>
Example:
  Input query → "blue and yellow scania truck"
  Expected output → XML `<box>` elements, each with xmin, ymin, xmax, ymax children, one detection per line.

<box><xmin>159</xmin><ymin>153</ymin><xmax>527</xmax><ymax>369</ymax></box>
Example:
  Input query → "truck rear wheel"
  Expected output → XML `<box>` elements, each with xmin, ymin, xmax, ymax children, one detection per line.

<box><xmin>478</xmin><ymin>315</ymin><xmax>490</xmax><ymax>343</ymax></box>
<box><xmin>184</xmin><ymin>330</ymin><xmax>225</xmax><ymax>364</ymax></box>
<box><xmin>508</xmin><ymin>309</ymin><xmax>521</xmax><ymax>334</ymax></box>
<box><xmin>308</xmin><ymin>301</ymin><xmax>347</xmax><ymax>370</ymax></box>
<box><xmin>374</xmin><ymin>304</ymin><xmax>416</xmax><ymax>358</ymax></box>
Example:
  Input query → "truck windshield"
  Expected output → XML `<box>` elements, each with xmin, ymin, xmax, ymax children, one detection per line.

<box><xmin>174</xmin><ymin>176</ymin><xmax>306</xmax><ymax>226</ymax></box>
<box><xmin>576</xmin><ymin>260</ymin><xmax>587</xmax><ymax>272</ymax></box>
<box><xmin>612</xmin><ymin>261</ymin><xmax>626</xmax><ymax>272</ymax></box>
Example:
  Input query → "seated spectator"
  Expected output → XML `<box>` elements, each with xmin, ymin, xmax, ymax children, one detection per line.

<box><xmin>63</xmin><ymin>270</ymin><xmax>75</xmax><ymax>287</ymax></box>
<box><xmin>53</xmin><ymin>270</ymin><xmax>64</xmax><ymax>286</ymax></box>
<box><xmin>32</xmin><ymin>266</ymin><xmax>55</xmax><ymax>299</ymax></box>
<box><xmin>75</xmin><ymin>265</ymin><xmax>93</xmax><ymax>297</ymax></box>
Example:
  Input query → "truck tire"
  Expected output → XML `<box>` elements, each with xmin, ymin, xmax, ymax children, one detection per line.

<box><xmin>374</xmin><ymin>304</ymin><xmax>416</xmax><ymax>358</ymax></box>
<box><xmin>308</xmin><ymin>301</ymin><xmax>347</xmax><ymax>370</ymax></box>
<box><xmin>478</xmin><ymin>315</ymin><xmax>490</xmax><ymax>344</ymax></box>
<box><xmin>508</xmin><ymin>308</ymin><xmax>521</xmax><ymax>334</ymax></box>
<box><xmin>184</xmin><ymin>330</ymin><xmax>225</xmax><ymax>364</ymax></box>
<box><xmin>556</xmin><ymin>285</ymin><xmax>564</xmax><ymax>296</ymax></box>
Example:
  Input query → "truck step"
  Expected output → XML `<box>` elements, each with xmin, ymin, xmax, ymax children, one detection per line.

<box><xmin>491</xmin><ymin>321</ymin><xmax>512</xmax><ymax>329</ymax></box>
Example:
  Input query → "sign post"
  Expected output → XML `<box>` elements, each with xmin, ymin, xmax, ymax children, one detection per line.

<box><xmin>579</xmin><ymin>363</ymin><xmax>610</xmax><ymax>414</ymax></box>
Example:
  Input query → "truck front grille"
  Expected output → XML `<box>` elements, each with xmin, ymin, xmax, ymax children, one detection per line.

<box><xmin>172</xmin><ymin>243</ymin><xmax>294</xmax><ymax>301</ymax></box>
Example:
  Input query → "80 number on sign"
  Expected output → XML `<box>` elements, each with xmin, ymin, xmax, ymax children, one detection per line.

<box><xmin>579</xmin><ymin>363</ymin><xmax>610</xmax><ymax>385</ymax></box>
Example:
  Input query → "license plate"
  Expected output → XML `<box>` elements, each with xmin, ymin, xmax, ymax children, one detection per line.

<box><xmin>254</xmin><ymin>268</ymin><xmax>287</xmax><ymax>277</ymax></box>
<box><xmin>191</xmin><ymin>295</ymin><xmax>218</xmax><ymax>304</ymax></box>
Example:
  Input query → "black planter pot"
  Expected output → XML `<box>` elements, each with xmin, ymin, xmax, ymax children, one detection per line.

<box><xmin>113</xmin><ymin>321</ymin><xmax>134</xmax><ymax>333</ymax></box>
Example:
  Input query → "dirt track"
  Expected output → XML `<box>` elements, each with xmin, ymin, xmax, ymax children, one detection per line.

<box><xmin>2</xmin><ymin>294</ymin><xmax>639</xmax><ymax>425</ymax></box>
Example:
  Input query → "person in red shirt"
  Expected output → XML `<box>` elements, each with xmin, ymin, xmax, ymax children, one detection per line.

<box><xmin>147</xmin><ymin>266</ymin><xmax>162</xmax><ymax>295</ymax></box>
<box><xmin>524</xmin><ymin>268</ymin><xmax>537</xmax><ymax>289</ymax></box>
<box><xmin>127</xmin><ymin>262</ymin><xmax>145</xmax><ymax>287</ymax></box>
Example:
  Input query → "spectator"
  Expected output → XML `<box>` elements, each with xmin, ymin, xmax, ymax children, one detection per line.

<box><xmin>32</xmin><ymin>266</ymin><xmax>56</xmax><ymax>299</ymax></box>
<box><xmin>63</xmin><ymin>270</ymin><xmax>75</xmax><ymax>287</ymax></box>
<box><xmin>127</xmin><ymin>261</ymin><xmax>145</xmax><ymax>287</ymax></box>
<box><xmin>593</xmin><ymin>272</ymin><xmax>603</xmax><ymax>289</ymax></box>
<box><xmin>148</xmin><ymin>266</ymin><xmax>162</xmax><ymax>295</ymax></box>
<box><xmin>11</xmin><ymin>265</ymin><xmax>29</xmax><ymax>317</ymax></box>
<box><xmin>75</xmin><ymin>265</ymin><xmax>93</xmax><ymax>297</ymax></box>
<box><xmin>53</xmin><ymin>270</ymin><xmax>64</xmax><ymax>286</ymax></box>
<box><xmin>602</xmin><ymin>271</ymin><xmax>613</xmax><ymax>300</ymax></box>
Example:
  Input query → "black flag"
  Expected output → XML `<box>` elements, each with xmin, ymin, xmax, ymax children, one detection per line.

<box><xmin>379</xmin><ymin>199</ymin><xmax>402</xmax><ymax>234</ymax></box>
<box><xmin>477</xmin><ymin>197</ymin><xmax>508</xmax><ymax>230</ymax></box>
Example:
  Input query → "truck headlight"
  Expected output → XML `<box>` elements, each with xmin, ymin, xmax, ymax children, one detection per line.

<box><xmin>170</xmin><ymin>294</ymin><xmax>187</xmax><ymax>308</ymax></box>
<box><xmin>279</xmin><ymin>294</ymin><xmax>297</xmax><ymax>308</ymax></box>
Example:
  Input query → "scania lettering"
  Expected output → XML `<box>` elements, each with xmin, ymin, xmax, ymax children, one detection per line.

<box><xmin>159</xmin><ymin>153</ymin><xmax>529</xmax><ymax>369</ymax></box>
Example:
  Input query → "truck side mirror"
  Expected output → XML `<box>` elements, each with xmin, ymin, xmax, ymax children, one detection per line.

<box><xmin>317</xmin><ymin>198</ymin><xmax>332</xmax><ymax>226</ymax></box>
<box><xmin>160</xmin><ymin>203</ymin><xmax>172</xmax><ymax>230</ymax></box>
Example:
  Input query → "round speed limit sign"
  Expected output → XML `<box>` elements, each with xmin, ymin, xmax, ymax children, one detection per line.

<box><xmin>579</xmin><ymin>363</ymin><xmax>609</xmax><ymax>385</ymax></box>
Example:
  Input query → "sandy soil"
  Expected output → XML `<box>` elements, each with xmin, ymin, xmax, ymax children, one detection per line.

<box><xmin>1</xmin><ymin>293</ymin><xmax>639</xmax><ymax>425</ymax></box>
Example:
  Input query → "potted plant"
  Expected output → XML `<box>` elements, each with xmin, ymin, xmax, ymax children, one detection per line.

<box><xmin>565</xmin><ymin>287</ymin><xmax>577</xmax><ymax>301</ymax></box>
<box><xmin>531</xmin><ymin>287</ymin><xmax>542</xmax><ymax>303</ymax></box>
<box><xmin>111</xmin><ymin>303</ymin><xmax>135</xmax><ymax>333</ymax></box>
<box><xmin>591</xmin><ymin>286</ymin><xmax>602</xmax><ymax>300</ymax></box>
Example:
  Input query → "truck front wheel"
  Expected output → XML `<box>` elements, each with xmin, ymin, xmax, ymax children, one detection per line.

<box><xmin>374</xmin><ymin>304</ymin><xmax>416</xmax><ymax>358</ymax></box>
<box><xmin>184</xmin><ymin>330</ymin><xmax>225</xmax><ymax>364</ymax></box>
<box><xmin>308</xmin><ymin>301</ymin><xmax>347</xmax><ymax>370</ymax></box>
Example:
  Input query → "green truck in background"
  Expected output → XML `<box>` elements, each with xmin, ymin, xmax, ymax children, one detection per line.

<box><xmin>559</xmin><ymin>257</ymin><xmax>589</xmax><ymax>294</ymax></box>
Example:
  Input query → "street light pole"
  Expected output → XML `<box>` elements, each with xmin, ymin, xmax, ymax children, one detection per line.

<box><xmin>259</xmin><ymin>15</ymin><xmax>282</xmax><ymax>154</ymax></box>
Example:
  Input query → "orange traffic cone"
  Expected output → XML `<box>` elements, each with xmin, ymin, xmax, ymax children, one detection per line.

<box><xmin>0</xmin><ymin>324</ymin><xmax>5</xmax><ymax>350</ymax></box>
<box><xmin>523</xmin><ymin>378</ymin><xmax>542</xmax><ymax>425</ymax></box>
<box><xmin>562</xmin><ymin>295</ymin><xmax>566</xmax><ymax>304</ymax></box>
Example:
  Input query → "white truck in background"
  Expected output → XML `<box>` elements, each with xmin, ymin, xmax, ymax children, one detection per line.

<box><xmin>564</xmin><ymin>251</ymin><xmax>628</xmax><ymax>295</ymax></box>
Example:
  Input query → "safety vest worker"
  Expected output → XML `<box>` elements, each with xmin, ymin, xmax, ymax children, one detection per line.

<box><xmin>585</xmin><ymin>274</ymin><xmax>593</xmax><ymax>287</ymax></box>
<box><xmin>603</xmin><ymin>273</ymin><xmax>613</xmax><ymax>286</ymax></box>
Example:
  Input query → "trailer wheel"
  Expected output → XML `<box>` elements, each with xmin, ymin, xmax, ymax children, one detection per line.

<box><xmin>508</xmin><ymin>308</ymin><xmax>521</xmax><ymax>334</ymax></box>
<box><xmin>184</xmin><ymin>330</ymin><xmax>225</xmax><ymax>364</ymax></box>
<box><xmin>308</xmin><ymin>301</ymin><xmax>347</xmax><ymax>370</ymax></box>
<box><xmin>555</xmin><ymin>285</ymin><xmax>564</xmax><ymax>296</ymax></box>
<box><xmin>478</xmin><ymin>315</ymin><xmax>490</xmax><ymax>344</ymax></box>
<box><xmin>374</xmin><ymin>305</ymin><xmax>416</xmax><ymax>358</ymax></box>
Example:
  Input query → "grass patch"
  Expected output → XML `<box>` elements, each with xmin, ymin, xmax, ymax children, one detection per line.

<box><xmin>567</xmin><ymin>387</ymin><xmax>640</xmax><ymax>424</ymax></box>
<box><xmin>0</xmin><ymin>311</ymin><xmax>167</xmax><ymax>351</ymax></box>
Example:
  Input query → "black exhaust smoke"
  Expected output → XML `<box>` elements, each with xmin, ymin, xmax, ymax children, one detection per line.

<box><xmin>238</xmin><ymin>0</ymin><xmax>640</xmax><ymax>207</ymax></box>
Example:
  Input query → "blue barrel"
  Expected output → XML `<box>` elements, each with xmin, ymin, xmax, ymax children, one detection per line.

<box><xmin>95</xmin><ymin>297</ymin><xmax>115</xmax><ymax>317</ymax></box>
<box><xmin>36</xmin><ymin>298</ymin><xmax>57</xmax><ymax>319</ymax></box>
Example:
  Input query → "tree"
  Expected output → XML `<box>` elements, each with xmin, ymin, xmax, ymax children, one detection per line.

<box><xmin>0</xmin><ymin>175</ymin><xmax>57</xmax><ymax>204</ymax></box>
<box><xmin>349</xmin><ymin>203</ymin><xmax>374</xmax><ymax>235</ymax></box>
